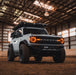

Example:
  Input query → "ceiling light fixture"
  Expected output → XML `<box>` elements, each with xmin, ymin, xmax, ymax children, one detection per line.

<box><xmin>33</xmin><ymin>0</ymin><xmax>54</xmax><ymax>11</ymax></box>
<box><xmin>33</xmin><ymin>0</ymin><xmax>56</xmax><ymax>17</ymax></box>
<box><xmin>13</xmin><ymin>22</ymin><xmax>19</xmax><ymax>25</ymax></box>
<box><xmin>19</xmin><ymin>16</ymin><xmax>34</xmax><ymax>23</ymax></box>
<box><xmin>24</xmin><ymin>12</ymin><xmax>41</xmax><ymax>18</ymax></box>
<box><xmin>44</xmin><ymin>11</ymin><xmax>49</xmax><ymax>16</ymax></box>
<box><xmin>2</xmin><ymin>6</ymin><xmax>7</xmax><ymax>11</ymax></box>
<box><xmin>0</xmin><ymin>13</ymin><xmax>4</xmax><ymax>16</ymax></box>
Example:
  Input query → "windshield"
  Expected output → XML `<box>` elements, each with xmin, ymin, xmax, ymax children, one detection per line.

<box><xmin>23</xmin><ymin>28</ymin><xmax>48</xmax><ymax>34</ymax></box>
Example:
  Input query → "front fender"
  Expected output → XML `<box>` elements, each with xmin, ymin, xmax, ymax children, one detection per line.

<box><xmin>19</xmin><ymin>40</ymin><xmax>28</xmax><ymax>46</ymax></box>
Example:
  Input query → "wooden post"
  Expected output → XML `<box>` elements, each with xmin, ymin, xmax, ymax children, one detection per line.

<box><xmin>55</xmin><ymin>25</ymin><xmax>57</xmax><ymax>35</ymax></box>
<box><xmin>68</xmin><ymin>22</ymin><xmax>71</xmax><ymax>49</ymax></box>
<box><xmin>1</xmin><ymin>24</ymin><xmax>4</xmax><ymax>51</ymax></box>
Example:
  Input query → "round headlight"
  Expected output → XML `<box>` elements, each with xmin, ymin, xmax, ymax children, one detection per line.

<box><xmin>57</xmin><ymin>38</ymin><xmax>64</xmax><ymax>44</ymax></box>
<box><xmin>29</xmin><ymin>36</ymin><xmax>37</xmax><ymax>43</ymax></box>
<box><xmin>60</xmin><ymin>38</ymin><xmax>64</xmax><ymax>44</ymax></box>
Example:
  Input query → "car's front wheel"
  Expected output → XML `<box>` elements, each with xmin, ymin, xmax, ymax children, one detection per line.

<box><xmin>53</xmin><ymin>49</ymin><xmax>65</xmax><ymax>63</ymax></box>
<box><xmin>7</xmin><ymin>46</ymin><xmax>14</xmax><ymax>61</ymax></box>
<box><xmin>19</xmin><ymin>44</ymin><xmax>29</xmax><ymax>63</ymax></box>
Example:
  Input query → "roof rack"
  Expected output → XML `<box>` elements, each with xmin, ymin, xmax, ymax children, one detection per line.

<box><xmin>13</xmin><ymin>22</ymin><xmax>46</xmax><ymax>31</ymax></box>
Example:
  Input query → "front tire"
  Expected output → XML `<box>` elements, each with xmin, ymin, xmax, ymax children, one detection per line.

<box><xmin>7</xmin><ymin>46</ymin><xmax>14</xmax><ymax>61</ymax></box>
<box><xmin>19</xmin><ymin>44</ymin><xmax>29</xmax><ymax>63</ymax></box>
<box><xmin>53</xmin><ymin>49</ymin><xmax>65</xmax><ymax>63</ymax></box>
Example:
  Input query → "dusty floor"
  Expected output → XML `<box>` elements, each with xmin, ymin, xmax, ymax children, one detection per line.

<box><xmin>0</xmin><ymin>57</ymin><xmax>76</xmax><ymax>75</ymax></box>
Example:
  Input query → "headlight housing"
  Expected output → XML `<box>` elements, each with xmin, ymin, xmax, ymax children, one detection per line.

<box><xmin>29</xmin><ymin>36</ymin><xmax>40</xmax><ymax>43</ymax></box>
<box><xmin>57</xmin><ymin>38</ymin><xmax>64</xmax><ymax>44</ymax></box>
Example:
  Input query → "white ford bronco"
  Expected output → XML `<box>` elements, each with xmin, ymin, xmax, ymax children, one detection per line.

<box><xmin>8</xmin><ymin>22</ymin><xmax>65</xmax><ymax>63</ymax></box>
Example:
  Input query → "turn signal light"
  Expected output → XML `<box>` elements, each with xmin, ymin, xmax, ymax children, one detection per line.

<box><xmin>29</xmin><ymin>36</ymin><xmax>40</xmax><ymax>43</ymax></box>
<box><xmin>57</xmin><ymin>38</ymin><xmax>64</xmax><ymax>44</ymax></box>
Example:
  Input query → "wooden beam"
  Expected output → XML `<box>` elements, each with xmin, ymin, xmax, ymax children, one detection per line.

<box><xmin>0</xmin><ymin>41</ymin><xmax>10</xmax><ymax>43</ymax></box>
<box><xmin>0</xmin><ymin>11</ymin><xmax>18</xmax><ymax>18</ymax></box>
<box><xmin>4</xmin><ymin>2</ymin><xmax>40</xmax><ymax>17</ymax></box>
<box><xmin>0</xmin><ymin>0</ymin><xmax>3</xmax><ymax>4</ymax></box>
<box><xmin>45</xmin><ymin>0</ymin><xmax>76</xmax><ymax>26</ymax></box>
<box><xmin>0</xmin><ymin>20</ymin><xmax>15</xmax><ymax>26</ymax></box>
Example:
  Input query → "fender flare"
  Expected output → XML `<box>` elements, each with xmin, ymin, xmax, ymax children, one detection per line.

<box><xmin>8</xmin><ymin>44</ymin><xmax>15</xmax><ymax>56</ymax></box>
<box><xmin>19</xmin><ymin>40</ymin><xmax>28</xmax><ymax>47</ymax></box>
<box><xmin>8</xmin><ymin>44</ymin><xmax>13</xmax><ymax>49</ymax></box>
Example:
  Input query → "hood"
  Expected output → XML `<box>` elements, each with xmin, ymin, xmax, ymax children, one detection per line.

<box><xmin>30</xmin><ymin>34</ymin><xmax>62</xmax><ymax>38</ymax></box>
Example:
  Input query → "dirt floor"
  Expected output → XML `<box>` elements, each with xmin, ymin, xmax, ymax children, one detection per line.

<box><xmin>0</xmin><ymin>57</ymin><xmax>76</xmax><ymax>75</ymax></box>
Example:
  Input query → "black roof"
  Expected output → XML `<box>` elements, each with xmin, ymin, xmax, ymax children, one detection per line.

<box><xmin>13</xmin><ymin>22</ymin><xmax>46</xmax><ymax>31</ymax></box>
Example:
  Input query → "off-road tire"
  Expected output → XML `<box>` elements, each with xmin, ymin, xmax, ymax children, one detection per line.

<box><xmin>7</xmin><ymin>46</ymin><xmax>14</xmax><ymax>61</ymax></box>
<box><xmin>53</xmin><ymin>49</ymin><xmax>65</xmax><ymax>63</ymax></box>
<box><xmin>19</xmin><ymin>44</ymin><xmax>29</xmax><ymax>63</ymax></box>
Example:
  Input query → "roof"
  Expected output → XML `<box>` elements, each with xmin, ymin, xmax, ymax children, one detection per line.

<box><xmin>13</xmin><ymin>22</ymin><xmax>46</xmax><ymax>30</ymax></box>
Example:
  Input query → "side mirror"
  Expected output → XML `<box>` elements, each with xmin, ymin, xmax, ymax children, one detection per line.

<box><xmin>11</xmin><ymin>32</ymin><xmax>14</xmax><ymax>38</ymax></box>
<box><xmin>11</xmin><ymin>35</ymin><xmax>13</xmax><ymax>38</ymax></box>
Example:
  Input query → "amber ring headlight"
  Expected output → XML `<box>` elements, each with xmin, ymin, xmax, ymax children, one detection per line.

<box><xmin>29</xmin><ymin>36</ymin><xmax>37</xmax><ymax>43</ymax></box>
<box><xmin>57</xmin><ymin>38</ymin><xmax>64</xmax><ymax>44</ymax></box>
<box><xmin>60</xmin><ymin>38</ymin><xmax>64</xmax><ymax>44</ymax></box>
<box><xmin>29</xmin><ymin>36</ymin><xmax>41</xmax><ymax>43</ymax></box>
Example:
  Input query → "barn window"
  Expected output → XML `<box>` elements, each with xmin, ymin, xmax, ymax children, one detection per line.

<box><xmin>8</xmin><ymin>32</ymin><xmax>12</xmax><ymax>42</ymax></box>
<box><xmin>62</xmin><ymin>30</ymin><xmax>68</xmax><ymax>38</ymax></box>
<box><xmin>70</xmin><ymin>28</ymin><xmax>76</xmax><ymax>37</ymax></box>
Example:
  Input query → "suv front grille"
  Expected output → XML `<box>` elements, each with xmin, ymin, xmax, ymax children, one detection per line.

<box><xmin>35</xmin><ymin>36</ymin><xmax>61</xmax><ymax>44</ymax></box>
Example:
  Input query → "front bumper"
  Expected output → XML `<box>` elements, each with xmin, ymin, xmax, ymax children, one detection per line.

<box><xmin>28</xmin><ymin>43</ymin><xmax>64</xmax><ymax>56</ymax></box>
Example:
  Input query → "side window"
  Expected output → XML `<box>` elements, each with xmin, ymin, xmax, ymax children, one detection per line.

<box><xmin>11</xmin><ymin>29</ymin><xmax>22</xmax><ymax>38</ymax></box>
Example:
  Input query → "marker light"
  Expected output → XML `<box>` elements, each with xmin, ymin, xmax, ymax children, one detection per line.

<box><xmin>57</xmin><ymin>38</ymin><xmax>64</xmax><ymax>44</ymax></box>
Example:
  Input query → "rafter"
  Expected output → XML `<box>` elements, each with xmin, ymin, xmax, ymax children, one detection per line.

<box><xmin>0</xmin><ymin>0</ymin><xmax>75</xmax><ymax>27</ymax></box>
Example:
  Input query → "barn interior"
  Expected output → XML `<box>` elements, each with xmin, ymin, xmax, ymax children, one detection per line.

<box><xmin>0</xmin><ymin>0</ymin><xmax>76</xmax><ymax>75</ymax></box>
<box><xmin>0</xmin><ymin>0</ymin><xmax>76</xmax><ymax>56</ymax></box>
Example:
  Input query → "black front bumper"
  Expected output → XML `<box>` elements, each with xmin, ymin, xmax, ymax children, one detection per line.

<box><xmin>29</xmin><ymin>44</ymin><xmax>64</xmax><ymax>56</ymax></box>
